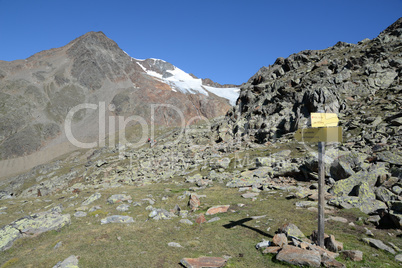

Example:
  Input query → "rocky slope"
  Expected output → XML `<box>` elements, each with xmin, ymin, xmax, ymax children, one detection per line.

<box><xmin>0</xmin><ymin>31</ymin><xmax>239</xmax><ymax>161</ymax></box>
<box><xmin>212</xmin><ymin>18</ymin><xmax>401</xmax><ymax>144</ymax></box>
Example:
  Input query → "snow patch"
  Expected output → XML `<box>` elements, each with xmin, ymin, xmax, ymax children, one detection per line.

<box><xmin>142</xmin><ymin>60</ymin><xmax>239</xmax><ymax>105</ymax></box>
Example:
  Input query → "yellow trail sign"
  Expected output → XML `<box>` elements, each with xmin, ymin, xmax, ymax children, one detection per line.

<box><xmin>311</xmin><ymin>113</ymin><xmax>339</xmax><ymax>127</ymax></box>
<box><xmin>294</xmin><ymin>127</ymin><xmax>342</xmax><ymax>143</ymax></box>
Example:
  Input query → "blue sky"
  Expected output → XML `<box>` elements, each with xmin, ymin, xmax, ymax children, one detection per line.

<box><xmin>0</xmin><ymin>0</ymin><xmax>401</xmax><ymax>85</ymax></box>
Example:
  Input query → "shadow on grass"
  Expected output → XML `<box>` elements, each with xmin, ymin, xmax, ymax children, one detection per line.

<box><xmin>223</xmin><ymin>218</ymin><xmax>273</xmax><ymax>238</ymax></box>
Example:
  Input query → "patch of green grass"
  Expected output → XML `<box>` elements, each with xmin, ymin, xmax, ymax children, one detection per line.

<box><xmin>0</xmin><ymin>257</ymin><xmax>19</xmax><ymax>268</ymax></box>
<box><xmin>1</xmin><ymin>168</ymin><xmax>401</xmax><ymax>267</ymax></box>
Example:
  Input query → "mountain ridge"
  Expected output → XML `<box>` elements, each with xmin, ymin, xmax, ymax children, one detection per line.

<box><xmin>0</xmin><ymin>31</ymin><xmax>239</xmax><ymax>170</ymax></box>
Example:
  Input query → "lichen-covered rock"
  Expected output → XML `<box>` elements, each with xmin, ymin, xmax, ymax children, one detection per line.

<box><xmin>100</xmin><ymin>215</ymin><xmax>134</xmax><ymax>224</ymax></box>
<box><xmin>148</xmin><ymin>209</ymin><xmax>175</xmax><ymax>220</ymax></box>
<box><xmin>0</xmin><ymin>211</ymin><xmax>70</xmax><ymax>251</ymax></box>
<box><xmin>0</xmin><ymin>225</ymin><xmax>22</xmax><ymax>251</ymax></box>
<box><xmin>226</xmin><ymin>174</ymin><xmax>268</xmax><ymax>188</ymax></box>
<box><xmin>375</xmin><ymin>187</ymin><xmax>397</xmax><ymax>202</ymax></box>
<box><xmin>52</xmin><ymin>255</ymin><xmax>79</xmax><ymax>268</ymax></box>
<box><xmin>340</xmin><ymin>250</ymin><xmax>363</xmax><ymax>262</ymax></box>
<box><xmin>377</xmin><ymin>151</ymin><xmax>402</xmax><ymax>166</ymax></box>
<box><xmin>11</xmin><ymin>211</ymin><xmax>71</xmax><ymax>235</ymax></box>
<box><xmin>362</xmin><ymin>238</ymin><xmax>396</xmax><ymax>255</ymax></box>
<box><xmin>331</xmin><ymin>166</ymin><xmax>386</xmax><ymax>197</ymax></box>
<box><xmin>81</xmin><ymin>192</ymin><xmax>101</xmax><ymax>206</ymax></box>
<box><xmin>328</xmin><ymin>196</ymin><xmax>387</xmax><ymax>214</ymax></box>
<box><xmin>206</xmin><ymin>205</ymin><xmax>230</xmax><ymax>215</ymax></box>
<box><xmin>107</xmin><ymin>194</ymin><xmax>132</xmax><ymax>204</ymax></box>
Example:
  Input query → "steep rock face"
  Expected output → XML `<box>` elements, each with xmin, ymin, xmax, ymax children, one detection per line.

<box><xmin>0</xmin><ymin>31</ymin><xmax>235</xmax><ymax>161</ymax></box>
<box><xmin>212</xmin><ymin>18</ymin><xmax>401</xmax><ymax>144</ymax></box>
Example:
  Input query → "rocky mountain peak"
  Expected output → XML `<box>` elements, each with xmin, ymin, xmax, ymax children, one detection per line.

<box><xmin>66</xmin><ymin>31</ymin><xmax>132</xmax><ymax>90</ymax></box>
<box><xmin>379</xmin><ymin>17</ymin><xmax>402</xmax><ymax>38</ymax></box>
<box><xmin>67</xmin><ymin>31</ymin><xmax>118</xmax><ymax>51</ymax></box>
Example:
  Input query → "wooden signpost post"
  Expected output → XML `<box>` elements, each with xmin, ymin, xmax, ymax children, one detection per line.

<box><xmin>295</xmin><ymin>112</ymin><xmax>342</xmax><ymax>247</ymax></box>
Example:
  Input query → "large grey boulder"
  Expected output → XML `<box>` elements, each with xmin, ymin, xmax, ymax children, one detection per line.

<box><xmin>362</xmin><ymin>238</ymin><xmax>396</xmax><ymax>255</ymax></box>
<box><xmin>0</xmin><ymin>211</ymin><xmax>71</xmax><ymax>251</ymax></box>
<box><xmin>276</xmin><ymin>245</ymin><xmax>321</xmax><ymax>267</ymax></box>
<box><xmin>100</xmin><ymin>215</ymin><xmax>134</xmax><ymax>224</ymax></box>
<box><xmin>328</xmin><ymin>196</ymin><xmax>387</xmax><ymax>214</ymax></box>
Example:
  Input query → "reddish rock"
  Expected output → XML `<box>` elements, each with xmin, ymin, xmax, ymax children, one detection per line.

<box><xmin>300</xmin><ymin>242</ymin><xmax>310</xmax><ymax>250</ymax></box>
<box><xmin>309</xmin><ymin>244</ymin><xmax>339</xmax><ymax>259</ymax></box>
<box><xmin>180</xmin><ymin>257</ymin><xmax>227</xmax><ymax>268</ymax></box>
<box><xmin>340</xmin><ymin>250</ymin><xmax>363</xmax><ymax>262</ymax></box>
<box><xmin>263</xmin><ymin>246</ymin><xmax>281</xmax><ymax>254</ymax></box>
<box><xmin>276</xmin><ymin>245</ymin><xmax>321</xmax><ymax>267</ymax></box>
<box><xmin>272</xmin><ymin>233</ymin><xmax>288</xmax><ymax>247</ymax></box>
<box><xmin>195</xmin><ymin>214</ymin><xmax>206</xmax><ymax>224</ymax></box>
<box><xmin>189</xmin><ymin>194</ymin><xmax>201</xmax><ymax>211</ymax></box>
<box><xmin>206</xmin><ymin>205</ymin><xmax>230</xmax><ymax>215</ymax></box>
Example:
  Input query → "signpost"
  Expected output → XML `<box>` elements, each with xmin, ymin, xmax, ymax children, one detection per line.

<box><xmin>294</xmin><ymin>127</ymin><xmax>342</xmax><ymax>143</ymax></box>
<box><xmin>311</xmin><ymin>113</ymin><xmax>339</xmax><ymax>127</ymax></box>
<box><xmin>294</xmin><ymin>112</ymin><xmax>342</xmax><ymax>247</ymax></box>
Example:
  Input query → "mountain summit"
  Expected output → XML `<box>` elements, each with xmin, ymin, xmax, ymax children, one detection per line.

<box><xmin>0</xmin><ymin>32</ymin><xmax>239</xmax><ymax>174</ymax></box>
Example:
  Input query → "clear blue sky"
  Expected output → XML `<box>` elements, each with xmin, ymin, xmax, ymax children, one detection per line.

<box><xmin>0</xmin><ymin>0</ymin><xmax>401</xmax><ymax>85</ymax></box>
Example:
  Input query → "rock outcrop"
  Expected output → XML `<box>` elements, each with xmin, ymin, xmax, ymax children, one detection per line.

<box><xmin>212</xmin><ymin>18</ymin><xmax>401</xmax><ymax>144</ymax></box>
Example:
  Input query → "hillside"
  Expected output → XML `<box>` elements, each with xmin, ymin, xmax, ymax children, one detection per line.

<box><xmin>0</xmin><ymin>31</ymin><xmax>239</xmax><ymax>161</ymax></box>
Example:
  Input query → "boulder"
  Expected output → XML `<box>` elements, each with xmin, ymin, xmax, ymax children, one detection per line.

<box><xmin>241</xmin><ymin>192</ymin><xmax>259</xmax><ymax>199</ymax></box>
<box><xmin>180</xmin><ymin>257</ymin><xmax>227</xmax><ymax>268</ymax></box>
<box><xmin>0</xmin><ymin>225</ymin><xmax>22</xmax><ymax>251</ymax></box>
<box><xmin>375</xmin><ymin>187</ymin><xmax>397</xmax><ymax>202</ymax></box>
<box><xmin>377</xmin><ymin>151</ymin><xmax>402</xmax><ymax>165</ymax></box>
<box><xmin>328</xmin><ymin>196</ymin><xmax>387</xmax><ymax>214</ymax></box>
<box><xmin>277</xmin><ymin>223</ymin><xmax>306</xmax><ymax>239</ymax></box>
<box><xmin>81</xmin><ymin>192</ymin><xmax>101</xmax><ymax>206</ymax></box>
<box><xmin>11</xmin><ymin>211</ymin><xmax>71</xmax><ymax>235</ymax></box>
<box><xmin>188</xmin><ymin>194</ymin><xmax>201</xmax><ymax>211</ymax></box>
<box><xmin>53</xmin><ymin>255</ymin><xmax>79</xmax><ymax>268</ymax></box>
<box><xmin>330</xmin><ymin>166</ymin><xmax>385</xmax><ymax>197</ymax></box>
<box><xmin>148</xmin><ymin>209</ymin><xmax>175</xmax><ymax>220</ymax></box>
<box><xmin>206</xmin><ymin>205</ymin><xmax>230</xmax><ymax>215</ymax></box>
<box><xmin>100</xmin><ymin>215</ymin><xmax>134</xmax><ymax>224</ymax></box>
<box><xmin>340</xmin><ymin>250</ymin><xmax>363</xmax><ymax>261</ymax></box>
<box><xmin>276</xmin><ymin>245</ymin><xmax>321</xmax><ymax>267</ymax></box>
<box><xmin>272</xmin><ymin>233</ymin><xmax>288</xmax><ymax>247</ymax></box>
<box><xmin>321</xmin><ymin>254</ymin><xmax>345</xmax><ymax>268</ymax></box>
<box><xmin>325</xmin><ymin>235</ymin><xmax>343</xmax><ymax>253</ymax></box>
<box><xmin>73</xmin><ymin>211</ymin><xmax>87</xmax><ymax>217</ymax></box>
<box><xmin>107</xmin><ymin>194</ymin><xmax>132</xmax><ymax>204</ymax></box>
<box><xmin>179</xmin><ymin>219</ymin><xmax>193</xmax><ymax>225</ymax></box>
<box><xmin>0</xmin><ymin>211</ymin><xmax>70</xmax><ymax>251</ymax></box>
<box><xmin>263</xmin><ymin>246</ymin><xmax>281</xmax><ymax>254</ymax></box>
<box><xmin>196</xmin><ymin>214</ymin><xmax>206</xmax><ymax>224</ymax></box>
<box><xmin>362</xmin><ymin>238</ymin><xmax>396</xmax><ymax>255</ymax></box>
<box><xmin>116</xmin><ymin>204</ymin><xmax>130</xmax><ymax>212</ymax></box>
